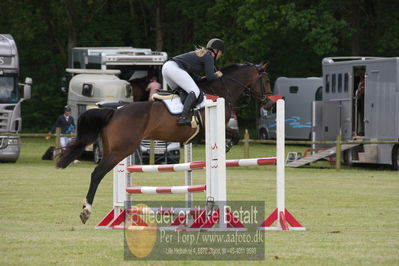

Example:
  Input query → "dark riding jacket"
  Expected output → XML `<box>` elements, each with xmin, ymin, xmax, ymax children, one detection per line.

<box><xmin>50</xmin><ymin>115</ymin><xmax>75</xmax><ymax>134</ymax></box>
<box><xmin>172</xmin><ymin>51</ymin><xmax>218</xmax><ymax>82</ymax></box>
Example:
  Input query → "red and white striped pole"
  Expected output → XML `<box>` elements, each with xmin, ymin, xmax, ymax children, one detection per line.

<box><xmin>126</xmin><ymin>157</ymin><xmax>276</xmax><ymax>172</ymax></box>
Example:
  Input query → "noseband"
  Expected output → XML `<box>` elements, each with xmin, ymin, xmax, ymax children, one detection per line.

<box><xmin>248</xmin><ymin>71</ymin><xmax>270</xmax><ymax>104</ymax></box>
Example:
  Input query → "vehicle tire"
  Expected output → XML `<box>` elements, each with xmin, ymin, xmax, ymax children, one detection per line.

<box><xmin>259</xmin><ymin>129</ymin><xmax>269</xmax><ymax>140</ymax></box>
<box><xmin>392</xmin><ymin>145</ymin><xmax>399</xmax><ymax>170</ymax></box>
<box><xmin>93</xmin><ymin>144</ymin><xmax>102</xmax><ymax>164</ymax></box>
<box><xmin>343</xmin><ymin>149</ymin><xmax>353</xmax><ymax>167</ymax></box>
<box><xmin>132</xmin><ymin>148</ymin><xmax>143</xmax><ymax>165</ymax></box>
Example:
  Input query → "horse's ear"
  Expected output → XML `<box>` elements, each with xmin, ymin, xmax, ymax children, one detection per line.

<box><xmin>258</xmin><ymin>62</ymin><xmax>268</xmax><ymax>72</ymax></box>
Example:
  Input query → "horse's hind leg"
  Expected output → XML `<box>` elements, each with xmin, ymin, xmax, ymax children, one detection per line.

<box><xmin>80</xmin><ymin>152</ymin><xmax>126</xmax><ymax>224</ymax></box>
<box><xmin>226</xmin><ymin>127</ymin><xmax>240</xmax><ymax>152</ymax></box>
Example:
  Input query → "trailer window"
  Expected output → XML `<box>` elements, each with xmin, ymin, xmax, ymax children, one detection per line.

<box><xmin>338</xmin><ymin>73</ymin><xmax>342</xmax><ymax>92</ymax></box>
<box><xmin>325</xmin><ymin>74</ymin><xmax>330</xmax><ymax>93</ymax></box>
<box><xmin>77</xmin><ymin>104</ymin><xmax>86</xmax><ymax>118</ymax></box>
<box><xmin>73</xmin><ymin>61</ymin><xmax>82</xmax><ymax>69</ymax></box>
<box><xmin>344</xmin><ymin>73</ymin><xmax>349</xmax><ymax>92</ymax></box>
<box><xmin>315</xmin><ymin>86</ymin><xmax>323</xmax><ymax>101</ymax></box>
<box><xmin>332</xmin><ymin>74</ymin><xmax>336</xmax><ymax>93</ymax></box>
<box><xmin>289</xmin><ymin>86</ymin><xmax>299</xmax><ymax>94</ymax></box>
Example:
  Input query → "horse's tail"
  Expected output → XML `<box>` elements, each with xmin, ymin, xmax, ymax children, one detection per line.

<box><xmin>56</xmin><ymin>108</ymin><xmax>115</xmax><ymax>169</ymax></box>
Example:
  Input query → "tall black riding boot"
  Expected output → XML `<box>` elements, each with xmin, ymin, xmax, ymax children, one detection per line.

<box><xmin>178</xmin><ymin>91</ymin><xmax>197</xmax><ymax>126</ymax></box>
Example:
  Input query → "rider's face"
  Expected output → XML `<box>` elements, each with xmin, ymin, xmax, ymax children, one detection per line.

<box><xmin>215</xmin><ymin>50</ymin><xmax>223</xmax><ymax>60</ymax></box>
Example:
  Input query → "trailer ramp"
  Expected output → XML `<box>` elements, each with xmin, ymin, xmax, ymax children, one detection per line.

<box><xmin>286</xmin><ymin>144</ymin><xmax>360</xmax><ymax>168</ymax></box>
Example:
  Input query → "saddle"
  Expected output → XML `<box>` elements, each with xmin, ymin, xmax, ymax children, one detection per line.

<box><xmin>152</xmin><ymin>88</ymin><xmax>206</xmax><ymax>105</ymax></box>
<box><xmin>151</xmin><ymin>89</ymin><xmax>179</xmax><ymax>101</ymax></box>
<box><xmin>152</xmin><ymin>89</ymin><xmax>213</xmax><ymax>130</ymax></box>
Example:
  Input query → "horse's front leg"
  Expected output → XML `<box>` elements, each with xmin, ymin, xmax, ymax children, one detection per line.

<box><xmin>225</xmin><ymin>127</ymin><xmax>240</xmax><ymax>153</ymax></box>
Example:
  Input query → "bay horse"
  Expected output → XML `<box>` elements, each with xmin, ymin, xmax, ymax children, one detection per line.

<box><xmin>57</xmin><ymin>63</ymin><xmax>273</xmax><ymax>224</ymax></box>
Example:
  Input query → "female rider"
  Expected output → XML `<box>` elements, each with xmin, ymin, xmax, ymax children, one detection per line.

<box><xmin>162</xmin><ymin>38</ymin><xmax>224</xmax><ymax>126</ymax></box>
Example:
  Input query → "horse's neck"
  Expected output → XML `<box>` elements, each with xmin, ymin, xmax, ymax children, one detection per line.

<box><xmin>199</xmin><ymin>76</ymin><xmax>247</xmax><ymax>105</ymax></box>
<box><xmin>216</xmin><ymin>73</ymin><xmax>251</xmax><ymax>104</ymax></box>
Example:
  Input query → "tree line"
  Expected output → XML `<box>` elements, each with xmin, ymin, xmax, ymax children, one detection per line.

<box><xmin>1</xmin><ymin>0</ymin><xmax>398</xmax><ymax>133</ymax></box>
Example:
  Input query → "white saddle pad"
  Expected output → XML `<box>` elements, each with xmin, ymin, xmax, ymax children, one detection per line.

<box><xmin>159</xmin><ymin>96</ymin><xmax>206</xmax><ymax>115</ymax></box>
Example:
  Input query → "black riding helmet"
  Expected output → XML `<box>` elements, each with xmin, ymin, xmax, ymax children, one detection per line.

<box><xmin>206</xmin><ymin>38</ymin><xmax>225</xmax><ymax>52</ymax></box>
<box><xmin>206</xmin><ymin>38</ymin><xmax>224</xmax><ymax>60</ymax></box>
<box><xmin>64</xmin><ymin>105</ymin><xmax>71</xmax><ymax>112</ymax></box>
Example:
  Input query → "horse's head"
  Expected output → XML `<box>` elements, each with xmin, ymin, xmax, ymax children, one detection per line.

<box><xmin>199</xmin><ymin>63</ymin><xmax>273</xmax><ymax>109</ymax></box>
<box><xmin>247</xmin><ymin>63</ymin><xmax>273</xmax><ymax>108</ymax></box>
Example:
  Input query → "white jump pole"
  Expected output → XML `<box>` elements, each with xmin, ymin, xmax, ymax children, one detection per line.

<box><xmin>95</xmin><ymin>156</ymin><xmax>128</xmax><ymax>229</ymax></box>
<box><xmin>114</xmin><ymin>157</ymin><xmax>128</xmax><ymax>216</ymax></box>
<box><xmin>276</xmin><ymin>99</ymin><xmax>285</xmax><ymax>227</ymax></box>
<box><xmin>184</xmin><ymin>143</ymin><xmax>193</xmax><ymax>224</ymax></box>
<box><xmin>259</xmin><ymin>99</ymin><xmax>305</xmax><ymax>231</ymax></box>
<box><xmin>184</xmin><ymin>143</ymin><xmax>193</xmax><ymax>199</ymax></box>
<box><xmin>205</xmin><ymin>98</ymin><xmax>227</xmax><ymax>228</ymax></box>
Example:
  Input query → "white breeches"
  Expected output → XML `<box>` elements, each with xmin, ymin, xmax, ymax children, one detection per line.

<box><xmin>60</xmin><ymin>137</ymin><xmax>72</xmax><ymax>150</ymax></box>
<box><xmin>162</xmin><ymin>60</ymin><xmax>200</xmax><ymax>97</ymax></box>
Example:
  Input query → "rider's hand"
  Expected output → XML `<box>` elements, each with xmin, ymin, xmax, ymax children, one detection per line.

<box><xmin>216</xmin><ymin>71</ymin><xmax>223</xmax><ymax>78</ymax></box>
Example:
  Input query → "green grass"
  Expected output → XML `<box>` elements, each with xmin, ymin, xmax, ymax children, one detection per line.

<box><xmin>0</xmin><ymin>138</ymin><xmax>398</xmax><ymax>265</ymax></box>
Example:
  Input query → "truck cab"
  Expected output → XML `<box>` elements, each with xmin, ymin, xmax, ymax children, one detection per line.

<box><xmin>0</xmin><ymin>34</ymin><xmax>32</xmax><ymax>162</ymax></box>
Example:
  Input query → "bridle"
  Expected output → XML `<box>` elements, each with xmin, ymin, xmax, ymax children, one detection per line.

<box><xmin>221</xmin><ymin>67</ymin><xmax>270</xmax><ymax>105</ymax></box>
<box><xmin>250</xmin><ymin>71</ymin><xmax>270</xmax><ymax>105</ymax></box>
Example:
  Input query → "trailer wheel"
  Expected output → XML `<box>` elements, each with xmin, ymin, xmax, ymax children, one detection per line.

<box><xmin>259</xmin><ymin>129</ymin><xmax>269</xmax><ymax>140</ymax></box>
<box><xmin>392</xmin><ymin>145</ymin><xmax>399</xmax><ymax>170</ymax></box>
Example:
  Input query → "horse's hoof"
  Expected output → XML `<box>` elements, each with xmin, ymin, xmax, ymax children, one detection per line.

<box><xmin>80</xmin><ymin>199</ymin><xmax>92</xmax><ymax>224</ymax></box>
<box><xmin>225</xmin><ymin>141</ymin><xmax>233</xmax><ymax>153</ymax></box>
<box><xmin>80</xmin><ymin>209</ymin><xmax>91</xmax><ymax>224</ymax></box>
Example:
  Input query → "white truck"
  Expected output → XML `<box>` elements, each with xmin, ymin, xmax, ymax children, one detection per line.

<box><xmin>0</xmin><ymin>34</ymin><xmax>32</xmax><ymax>162</ymax></box>
<box><xmin>63</xmin><ymin>47</ymin><xmax>180</xmax><ymax>164</ymax></box>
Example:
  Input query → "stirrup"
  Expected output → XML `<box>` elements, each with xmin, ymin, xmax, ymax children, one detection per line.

<box><xmin>177</xmin><ymin>116</ymin><xmax>191</xmax><ymax>126</ymax></box>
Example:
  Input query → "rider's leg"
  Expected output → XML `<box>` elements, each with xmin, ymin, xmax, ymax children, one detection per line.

<box><xmin>162</xmin><ymin>61</ymin><xmax>201</xmax><ymax>125</ymax></box>
<box><xmin>161</xmin><ymin>61</ymin><xmax>178</xmax><ymax>90</ymax></box>
<box><xmin>177</xmin><ymin>91</ymin><xmax>197</xmax><ymax>125</ymax></box>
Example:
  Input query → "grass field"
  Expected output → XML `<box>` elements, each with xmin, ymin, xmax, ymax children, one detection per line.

<box><xmin>1</xmin><ymin>137</ymin><xmax>398</xmax><ymax>265</ymax></box>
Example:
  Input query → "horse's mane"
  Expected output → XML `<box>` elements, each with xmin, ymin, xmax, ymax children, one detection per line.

<box><xmin>197</xmin><ymin>63</ymin><xmax>254</xmax><ymax>88</ymax></box>
<box><xmin>219</xmin><ymin>63</ymin><xmax>253</xmax><ymax>75</ymax></box>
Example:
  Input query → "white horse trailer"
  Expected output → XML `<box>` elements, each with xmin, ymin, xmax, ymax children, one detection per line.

<box><xmin>259</xmin><ymin>77</ymin><xmax>322</xmax><ymax>140</ymax></box>
<box><xmin>63</xmin><ymin>47</ymin><xmax>179</xmax><ymax>164</ymax></box>
<box><xmin>315</xmin><ymin>57</ymin><xmax>399</xmax><ymax>169</ymax></box>
<box><xmin>66</xmin><ymin>47</ymin><xmax>168</xmax><ymax>119</ymax></box>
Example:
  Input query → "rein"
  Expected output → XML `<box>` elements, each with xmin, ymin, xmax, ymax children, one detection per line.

<box><xmin>221</xmin><ymin>70</ymin><xmax>269</xmax><ymax>105</ymax></box>
<box><xmin>220</xmin><ymin>76</ymin><xmax>251</xmax><ymax>110</ymax></box>
<box><xmin>201</xmin><ymin>64</ymin><xmax>271</xmax><ymax>111</ymax></box>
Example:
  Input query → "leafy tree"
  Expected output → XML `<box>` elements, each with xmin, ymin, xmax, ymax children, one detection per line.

<box><xmin>0</xmin><ymin>0</ymin><xmax>397</xmax><ymax>134</ymax></box>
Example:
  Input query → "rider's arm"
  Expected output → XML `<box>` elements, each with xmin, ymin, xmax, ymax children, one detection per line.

<box><xmin>203</xmin><ymin>53</ymin><xmax>218</xmax><ymax>81</ymax></box>
<box><xmin>190</xmin><ymin>72</ymin><xmax>202</xmax><ymax>82</ymax></box>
